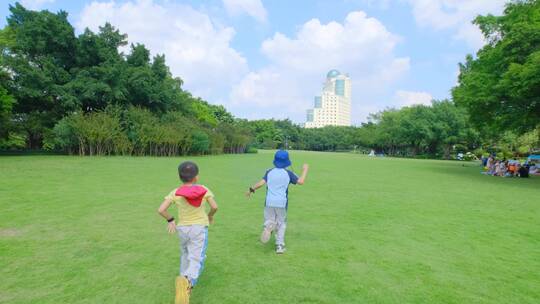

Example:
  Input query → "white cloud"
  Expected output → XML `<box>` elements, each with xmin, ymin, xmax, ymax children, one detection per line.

<box><xmin>405</xmin><ymin>0</ymin><xmax>507</xmax><ymax>48</ymax></box>
<box><xmin>394</xmin><ymin>90</ymin><xmax>433</xmax><ymax>107</ymax></box>
<box><xmin>361</xmin><ymin>0</ymin><xmax>392</xmax><ymax>9</ymax></box>
<box><xmin>20</xmin><ymin>0</ymin><xmax>55</xmax><ymax>10</ymax></box>
<box><xmin>222</xmin><ymin>0</ymin><xmax>267</xmax><ymax>22</ymax></box>
<box><xmin>230</xmin><ymin>11</ymin><xmax>410</xmax><ymax>123</ymax></box>
<box><xmin>77</xmin><ymin>0</ymin><xmax>248</xmax><ymax>102</ymax></box>
<box><xmin>229</xmin><ymin>69</ymin><xmax>309</xmax><ymax>120</ymax></box>
<box><xmin>453</xmin><ymin>22</ymin><xmax>487</xmax><ymax>50</ymax></box>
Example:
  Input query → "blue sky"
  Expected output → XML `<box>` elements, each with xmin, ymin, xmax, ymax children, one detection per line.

<box><xmin>0</xmin><ymin>0</ymin><xmax>508</xmax><ymax>124</ymax></box>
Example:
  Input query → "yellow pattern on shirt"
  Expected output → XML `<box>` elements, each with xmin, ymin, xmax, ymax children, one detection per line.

<box><xmin>165</xmin><ymin>186</ymin><xmax>214</xmax><ymax>226</ymax></box>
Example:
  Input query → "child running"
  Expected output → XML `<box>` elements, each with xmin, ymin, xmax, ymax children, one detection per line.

<box><xmin>246</xmin><ymin>150</ymin><xmax>309</xmax><ymax>254</ymax></box>
<box><xmin>158</xmin><ymin>161</ymin><xmax>218</xmax><ymax>304</ymax></box>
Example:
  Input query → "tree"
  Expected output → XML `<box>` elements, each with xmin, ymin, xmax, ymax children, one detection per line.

<box><xmin>3</xmin><ymin>3</ymin><xmax>78</xmax><ymax>147</ymax></box>
<box><xmin>398</xmin><ymin>105</ymin><xmax>435</xmax><ymax>156</ymax></box>
<box><xmin>127</xmin><ymin>43</ymin><xmax>150</xmax><ymax>67</ymax></box>
<box><xmin>0</xmin><ymin>3</ymin><xmax>253</xmax><ymax>154</ymax></box>
<box><xmin>429</xmin><ymin>100</ymin><xmax>479</xmax><ymax>159</ymax></box>
<box><xmin>368</xmin><ymin>110</ymin><xmax>406</xmax><ymax>155</ymax></box>
<box><xmin>452</xmin><ymin>0</ymin><xmax>540</xmax><ymax>134</ymax></box>
<box><xmin>0</xmin><ymin>87</ymin><xmax>15</xmax><ymax>139</ymax></box>
<box><xmin>0</xmin><ymin>27</ymin><xmax>16</xmax><ymax>139</ymax></box>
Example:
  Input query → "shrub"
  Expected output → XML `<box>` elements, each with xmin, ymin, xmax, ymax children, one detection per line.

<box><xmin>46</xmin><ymin>106</ymin><xmax>251</xmax><ymax>156</ymax></box>
<box><xmin>52</xmin><ymin>111</ymin><xmax>130</xmax><ymax>156</ymax></box>
<box><xmin>208</xmin><ymin>132</ymin><xmax>225</xmax><ymax>155</ymax></box>
<box><xmin>190</xmin><ymin>131</ymin><xmax>210</xmax><ymax>155</ymax></box>
<box><xmin>51</xmin><ymin>116</ymin><xmax>78</xmax><ymax>153</ymax></box>
<box><xmin>0</xmin><ymin>132</ymin><xmax>27</xmax><ymax>150</ymax></box>
<box><xmin>473</xmin><ymin>148</ymin><xmax>485</xmax><ymax>158</ymax></box>
<box><xmin>246</xmin><ymin>146</ymin><xmax>258</xmax><ymax>154</ymax></box>
<box><xmin>463</xmin><ymin>152</ymin><xmax>477</xmax><ymax>161</ymax></box>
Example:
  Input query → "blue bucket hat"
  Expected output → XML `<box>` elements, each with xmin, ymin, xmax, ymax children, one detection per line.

<box><xmin>273</xmin><ymin>150</ymin><xmax>291</xmax><ymax>168</ymax></box>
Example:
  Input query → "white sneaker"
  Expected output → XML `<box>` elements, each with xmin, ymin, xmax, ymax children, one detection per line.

<box><xmin>276</xmin><ymin>244</ymin><xmax>286</xmax><ymax>254</ymax></box>
<box><xmin>260</xmin><ymin>224</ymin><xmax>274</xmax><ymax>243</ymax></box>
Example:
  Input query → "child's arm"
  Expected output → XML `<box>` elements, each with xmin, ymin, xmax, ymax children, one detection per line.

<box><xmin>297</xmin><ymin>164</ymin><xmax>309</xmax><ymax>185</ymax></box>
<box><xmin>157</xmin><ymin>198</ymin><xmax>176</xmax><ymax>234</ymax></box>
<box><xmin>206</xmin><ymin>197</ymin><xmax>218</xmax><ymax>224</ymax></box>
<box><xmin>246</xmin><ymin>179</ymin><xmax>266</xmax><ymax>197</ymax></box>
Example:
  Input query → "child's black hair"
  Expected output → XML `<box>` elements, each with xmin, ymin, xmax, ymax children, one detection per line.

<box><xmin>178</xmin><ymin>161</ymin><xmax>199</xmax><ymax>182</ymax></box>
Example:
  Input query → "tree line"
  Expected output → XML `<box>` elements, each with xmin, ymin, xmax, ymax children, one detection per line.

<box><xmin>245</xmin><ymin>100</ymin><xmax>538</xmax><ymax>159</ymax></box>
<box><xmin>0</xmin><ymin>3</ymin><xmax>250</xmax><ymax>156</ymax></box>
<box><xmin>1</xmin><ymin>1</ymin><xmax>539</xmax><ymax>158</ymax></box>
<box><xmin>243</xmin><ymin>100</ymin><xmax>479</xmax><ymax>159</ymax></box>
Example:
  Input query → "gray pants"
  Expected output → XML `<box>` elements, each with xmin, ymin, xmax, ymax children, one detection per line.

<box><xmin>176</xmin><ymin>225</ymin><xmax>208</xmax><ymax>286</ymax></box>
<box><xmin>264</xmin><ymin>207</ymin><xmax>287</xmax><ymax>245</ymax></box>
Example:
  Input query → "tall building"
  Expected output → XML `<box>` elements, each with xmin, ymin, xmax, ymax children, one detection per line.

<box><xmin>305</xmin><ymin>69</ymin><xmax>351</xmax><ymax>128</ymax></box>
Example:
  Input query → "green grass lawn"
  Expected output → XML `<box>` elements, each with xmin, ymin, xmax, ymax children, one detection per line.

<box><xmin>1</xmin><ymin>150</ymin><xmax>539</xmax><ymax>304</ymax></box>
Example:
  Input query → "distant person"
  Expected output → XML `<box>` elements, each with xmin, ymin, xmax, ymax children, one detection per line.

<box><xmin>486</xmin><ymin>156</ymin><xmax>494</xmax><ymax>170</ymax></box>
<box><xmin>488</xmin><ymin>161</ymin><xmax>497</xmax><ymax>175</ymax></box>
<box><xmin>529</xmin><ymin>164</ymin><xmax>539</xmax><ymax>176</ymax></box>
<box><xmin>157</xmin><ymin>161</ymin><xmax>218</xmax><ymax>304</ymax></box>
<box><xmin>494</xmin><ymin>160</ymin><xmax>502</xmax><ymax>176</ymax></box>
<box><xmin>518</xmin><ymin>164</ymin><xmax>529</xmax><ymax>178</ymax></box>
<box><xmin>246</xmin><ymin>150</ymin><xmax>309</xmax><ymax>254</ymax></box>
<box><xmin>482</xmin><ymin>155</ymin><xmax>488</xmax><ymax>167</ymax></box>
<box><xmin>499</xmin><ymin>161</ymin><xmax>507</xmax><ymax>177</ymax></box>
<box><xmin>507</xmin><ymin>162</ymin><xmax>516</xmax><ymax>177</ymax></box>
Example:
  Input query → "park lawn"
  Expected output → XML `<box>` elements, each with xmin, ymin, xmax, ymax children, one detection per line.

<box><xmin>0</xmin><ymin>150</ymin><xmax>539</xmax><ymax>304</ymax></box>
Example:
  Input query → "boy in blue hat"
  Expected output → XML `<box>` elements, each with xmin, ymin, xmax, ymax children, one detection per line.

<box><xmin>246</xmin><ymin>150</ymin><xmax>309</xmax><ymax>254</ymax></box>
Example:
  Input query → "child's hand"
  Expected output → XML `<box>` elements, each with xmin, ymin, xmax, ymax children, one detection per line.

<box><xmin>167</xmin><ymin>221</ymin><xmax>176</xmax><ymax>234</ymax></box>
<box><xmin>208</xmin><ymin>215</ymin><xmax>214</xmax><ymax>224</ymax></box>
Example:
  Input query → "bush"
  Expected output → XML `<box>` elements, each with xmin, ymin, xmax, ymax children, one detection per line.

<box><xmin>0</xmin><ymin>132</ymin><xmax>27</xmax><ymax>150</ymax></box>
<box><xmin>41</xmin><ymin>129</ymin><xmax>56</xmax><ymax>151</ymax></box>
<box><xmin>473</xmin><ymin>148</ymin><xmax>485</xmax><ymax>158</ymax></box>
<box><xmin>261</xmin><ymin>138</ymin><xmax>278</xmax><ymax>149</ymax></box>
<box><xmin>50</xmin><ymin>117</ymin><xmax>78</xmax><ymax>153</ymax></box>
<box><xmin>517</xmin><ymin>145</ymin><xmax>530</xmax><ymax>155</ymax></box>
<box><xmin>190</xmin><ymin>131</ymin><xmax>210</xmax><ymax>155</ymax></box>
<box><xmin>52</xmin><ymin>111</ymin><xmax>131</xmax><ymax>156</ymax></box>
<box><xmin>44</xmin><ymin>107</ymin><xmax>250</xmax><ymax>157</ymax></box>
<box><xmin>208</xmin><ymin>132</ymin><xmax>225</xmax><ymax>155</ymax></box>
<box><xmin>245</xmin><ymin>146</ymin><xmax>258</xmax><ymax>154</ymax></box>
<box><xmin>453</xmin><ymin>144</ymin><xmax>468</xmax><ymax>153</ymax></box>
<box><xmin>463</xmin><ymin>152</ymin><xmax>477</xmax><ymax>161</ymax></box>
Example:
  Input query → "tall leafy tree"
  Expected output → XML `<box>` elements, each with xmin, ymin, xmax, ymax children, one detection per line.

<box><xmin>452</xmin><ymin>0</ymin><xmax>540</xmax><ymax>134</ymax></box>
<box><xmin>429</xmin><ymin>100</ymin><xmax>479</xmax><ymax>158</ymax></box>
<box><xmin>0</xmin><ymin>87</ymin><xmax>15</xmax><ymax>139</ymax></box>
<box><xmin>0</xmin><ymin>3</ymin><xmax>252</xmax><ymax>153</ymax></box>
<box><xmin>2</xmin><ymin>3</ymin><xmax>79</xmax><ymax>147</ymax></box>
<box><xmin>0</xmin><ymin>27</ymin><xmax>16</xmax><ymax>139</ymax></box>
